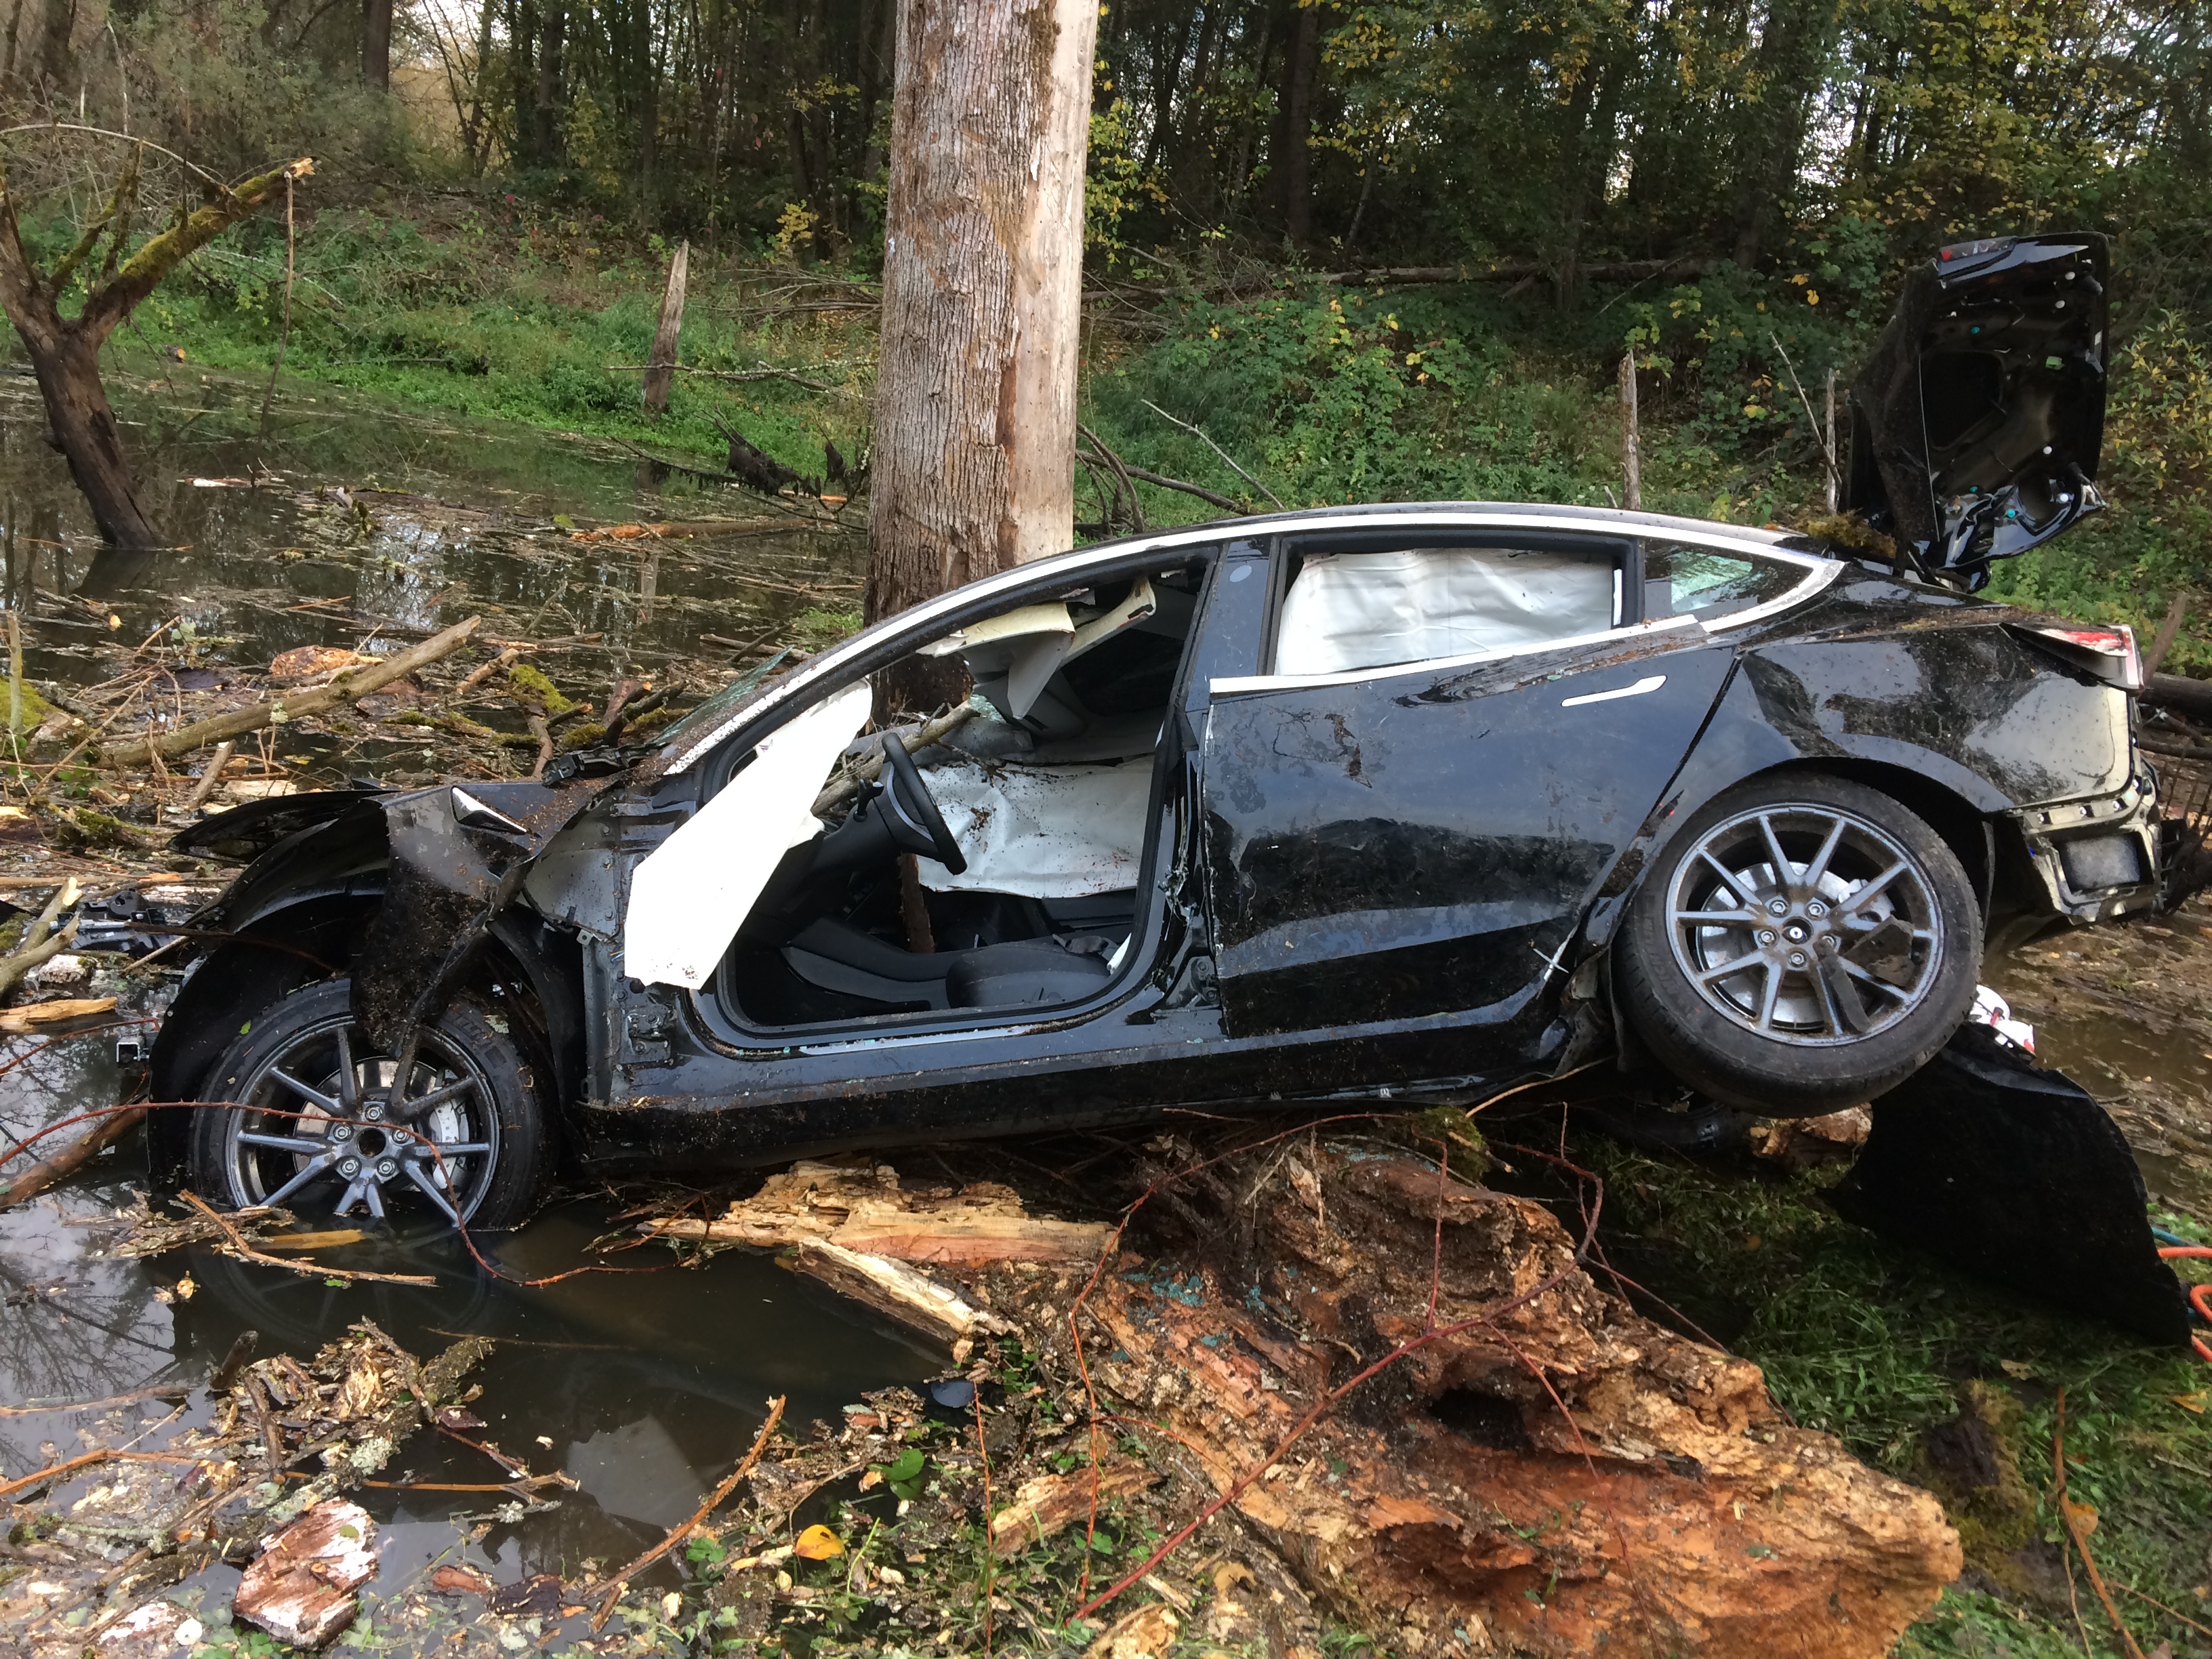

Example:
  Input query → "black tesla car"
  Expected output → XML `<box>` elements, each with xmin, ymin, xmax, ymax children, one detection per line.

<box><xmin>146</xmin><ymin>232</ymin><xmax>2165</xmax><ymax>1228</ymax></box>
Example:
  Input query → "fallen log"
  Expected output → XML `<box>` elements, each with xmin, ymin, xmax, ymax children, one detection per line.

<box><xmin>792</xmin><ymin>1239</ymin><xmax>1010</xmax><ymax>1348</ymax></box>
<box><xmin>647</xmin><ymin>1158</ymin><xmax>1113</xmax><ymax>1266</ymax></box>
<box><xmin>977</xmin><ymin>1143</ymin><xmax>1960</xmax><ymax>1659</ymax></box>
<box><xmin>100</xmin><ymin>615</ymin><xmax>481</xmax><ymax>765</ymax></box>
<box><xmin>0</xmin><ymin>1104</ymin><xmax>144</xmax><ymax>1211</ymax></box>
<box><xmin>2141</xmin><ymin>672</ymin><xmax>2212</xmax><ymax>722</ymax></box>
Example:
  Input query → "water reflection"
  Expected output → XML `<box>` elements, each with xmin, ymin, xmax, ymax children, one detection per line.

<box><xmin>0</xmin><ymin>361</ymin><xmax>899</xmax><ymax>1599</ymax></box>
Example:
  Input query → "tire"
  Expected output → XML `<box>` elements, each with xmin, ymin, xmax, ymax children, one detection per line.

<box><xmin>1616</xmin><ymin>772</ymin><xmax>1980</xmax><ymax>1117</ymax></box>
<box><xmin>188</xmin><ymin>979</ymin><xmax>552</xmax><ymax>1231</ymax></box>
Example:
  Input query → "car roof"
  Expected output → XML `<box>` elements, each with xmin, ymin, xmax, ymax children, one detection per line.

<box><xmin>659</xmin><ymin>502</ymin><xmax>1826</xmax><ymax>773</ymax></box>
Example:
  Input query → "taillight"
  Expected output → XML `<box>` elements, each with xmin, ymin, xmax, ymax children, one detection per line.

<box><xmin>2012</xmin><ymin>623</ymin><xmax>2144</xmax><ymax>691</ymax></box>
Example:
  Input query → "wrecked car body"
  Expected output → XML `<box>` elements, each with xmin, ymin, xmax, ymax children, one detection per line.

<box><xmin>146</xmin><ymin>233</ymin><xmax>2171</xmax><ymax>1242</ymax></box>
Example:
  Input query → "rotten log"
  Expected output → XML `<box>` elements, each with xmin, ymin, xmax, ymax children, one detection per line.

<box><xmin>649</xmin><ymin>1158</ymin><xmax>1113</xmax><ymax>1266</ymax></box>
<box><xmin>235</xmin><ymin>1500</ymin><xmax>378</xmax><ymax>1649</ymax></box>
<box><xmin>990</xmin><ymin>1462</ymin><xmax>1158</xmax><ymax>1556</ymax></box>
<box><xmin>979</xmin><ymin>1144</ymin><xmax>1959</xmax><ymax>1659</ymax></box>
<box><xmin>100</xmin><ymin>615</ymin><xmax>480</xmax><ymax>765</ymax></box>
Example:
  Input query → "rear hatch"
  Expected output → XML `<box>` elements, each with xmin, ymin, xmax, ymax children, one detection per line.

<box><xmin>1847</xmin><ymin>233</ymin><xmax>2108</xmax><ymax>588</ymax></box>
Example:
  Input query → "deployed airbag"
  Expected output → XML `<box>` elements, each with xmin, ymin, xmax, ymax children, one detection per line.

<box><xmin>1276</xmin><ymin>547</ymin><xmax>1616</xmax><ymax>678</ymax></box>
<box><xmin>918</xmin><ymin>758</ymin><xmax>1153</xmax><ymax>899</ymax></box>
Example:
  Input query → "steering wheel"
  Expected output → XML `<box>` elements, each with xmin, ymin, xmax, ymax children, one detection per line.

<box><xmin>876</xmin><ymin>733</ymin><xmax>968</xmax><ymax>875</ymax></box>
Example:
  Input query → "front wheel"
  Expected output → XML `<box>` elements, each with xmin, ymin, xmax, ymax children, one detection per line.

<box><xmin>1615</xmin><ymin>773</ymin><xmax>1980</xmax><ymax>1116</ymax></box>
<box><xmin>188</xmin><ymin>979</ymin><xmax>552</xmax><ymax>1230</ymax></box>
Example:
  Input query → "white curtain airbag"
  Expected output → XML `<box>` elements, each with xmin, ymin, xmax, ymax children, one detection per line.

<box><xmin>623</xmin><ymin>680</ymin><xmax>872</xmax><ymax>988</ymax></box>
<box><xmin>918</xmin><ymin>759</ymin><xmax>1152</xmax><ymax>899</ymax></box>
<box><xmin>1275</xmin><ymin>548</ymin><xmax>1616</xmax><ymax>677</ymax></box>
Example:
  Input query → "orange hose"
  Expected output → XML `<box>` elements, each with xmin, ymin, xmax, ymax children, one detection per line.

<box><xmin>2157</xmin><ymin>1247</ymin><xmax>2212</xmax><ymax>1365</ymax></box>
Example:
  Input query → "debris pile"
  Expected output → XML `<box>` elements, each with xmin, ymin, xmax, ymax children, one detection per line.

<box><xmin>0</xmin><ymin>1322</ymin><xmax>493</xmax><ymax>1656</ymax></box>
<box><xmin>624</xmin><ymin>1137</ymin><xmax>1964</xmax><ymax>1658</ymax></box>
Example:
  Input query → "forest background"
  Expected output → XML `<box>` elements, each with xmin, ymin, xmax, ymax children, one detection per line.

<box><xmin>3</xmin><ymin>0</ymin><xmax>2209</xmax><ymax>660</ymax></box>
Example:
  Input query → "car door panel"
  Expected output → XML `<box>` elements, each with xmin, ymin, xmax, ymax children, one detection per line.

<box><xmin>1202</xmin><ymin>639</ymin><xmax>1739</xmax><ymax>1038</ymax></box>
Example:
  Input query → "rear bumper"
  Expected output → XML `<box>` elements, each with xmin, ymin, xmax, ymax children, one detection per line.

<box><xmin>2009</xmin><ymin>760</ymin><xmax>2162</xmax><ymax>923</ymax></box>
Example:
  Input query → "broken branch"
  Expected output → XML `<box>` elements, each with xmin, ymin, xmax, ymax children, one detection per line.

<box><xmin>177</xmin><ymin>1188</ymin><xmax>436</xmax><ymax>1286</ymax></box>
<box><xmin>0</xmin><ymin>1103</ymin><xmax>144</xmax><ymax>1212</ymax></box>
<box><xmin>593</xmin><ymin>1395</ymin><xmax>787</xmax><ymax>1630</ymax></box>
<box><xmin>100</xmin><ymin>615</ymin><xmax>480</xmax><ymax>765</ymax></box>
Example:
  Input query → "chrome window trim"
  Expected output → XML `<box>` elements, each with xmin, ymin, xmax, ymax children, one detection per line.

<box><xmin>660</xmin><ymin>507</ymin><xmax>1839</xmax><ymax>773</ymax></box>
<box><xmin>1210</xmin><ymin>614</ymin><xmax>1703</xmax><ymax>698</ymax></box>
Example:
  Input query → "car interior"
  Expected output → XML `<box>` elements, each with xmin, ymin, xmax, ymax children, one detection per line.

<box><xmin>712</xmin><ymin>561</ymin><xmax>1208</xmax><ymax>1028</ymax></box>
<box><xmin>700</xmin><ymin>535</ymin><xmax>1801</xmax><ymax>1031</ymax></box>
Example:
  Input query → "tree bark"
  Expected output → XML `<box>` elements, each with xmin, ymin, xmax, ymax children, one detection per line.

<box><xmin>1271</xmin><ymin>0</ymin><xmax>1322</xmax><ymax>245</ymax></box>
<box><xmin>0</xmin><ymin>156</ymin><xmax>311</xmax><ymax>548</ymax></box>
<box><xmin>362</xmin><ymin>0</ymin><xmax>391</xmax><ymax>87</ymax></box>
<box><xmin>641</xmin><ymin>239</ymin><xmax>688</xmax><ymax>416</ymax></box>
<box><xmin>865</xmin><ymin>0</ymin><xmax>1099</xmax><ymax>709</ymax></box>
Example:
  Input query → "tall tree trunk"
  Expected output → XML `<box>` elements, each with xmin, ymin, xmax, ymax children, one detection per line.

<box><xmin>0</xmin><ymin>157</ymin><xmax>309</xmax><ymax>548</ymax></box>
<box><xmin>867</xmin><ymin>0</ymin><xmax>1099</xmax><ymax>712</ymax></box>
<box><xmin>363</xmin><ymin>0</ymin><xmax>391</xmax><ymax>87</ymax></box>
<box><xmin>35</xmin><ymin>0</ymin><xmax>72</xmax><ymax>91</ymax></box>
<box><xmin>533</xmin><ymin>2</ymin><xmax>567</xmax><ymax>163</ymax></box>
<box><xmin>1272</xmin><ymin>0</ymin><xmax>1322</xmax><ymax>245</ymax></box>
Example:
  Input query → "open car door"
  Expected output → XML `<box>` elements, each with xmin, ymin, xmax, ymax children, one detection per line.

<box><xmin>1847</xmin><ymin>232</ymin><xmax>2108</xmax><ymax>588</ymax></box>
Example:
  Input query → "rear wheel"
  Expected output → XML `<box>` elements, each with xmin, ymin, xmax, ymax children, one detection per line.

<box><xmin>1616</xmin><ymin>773</ymin><xmax>1980</xmax><ymax>1115</ymax></box>
<box><xmin>188</xmin><ymin>979</ymin><xmax>550</xmax><ymax>1230</ymax></box>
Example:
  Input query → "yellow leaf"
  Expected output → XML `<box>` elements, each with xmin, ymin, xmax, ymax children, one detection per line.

<box><xmin>2173</xmin><ymin>1392</ymin><xmax>2206</xmax><ymax>1414</ymax></box>
<box><xmin>793</xmin><ymin>1524</ymin><xmax>844</xmax><ymax>1560</ymax></box>
<box><xmin>1999</xmin><ymin>1359</ymin><xmax>2032</xmax><ymax>1379</ymax></box>
<box><xmin>1806</xmin><ymin>291</ymin><xmax>1820</xmax><ymax>306</ymax></box>
<box><xmin>2060</xmin><ymin>1494</ymin><xmax>2099</xmax><ymax>1538</ymax></box>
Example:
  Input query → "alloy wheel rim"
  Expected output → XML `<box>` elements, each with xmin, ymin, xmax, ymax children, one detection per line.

<box><xmin>216</xmin><ymin>1012</ymin><xmax>501</xmax><ymax>1225</ymax></box>
<box><xmin>1664</xmin><ymin>803</ymin><xmax>1942</xmax><ymax>1046</ymax></box>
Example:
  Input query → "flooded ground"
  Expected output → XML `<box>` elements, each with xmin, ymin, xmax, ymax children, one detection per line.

<box><xmin>0</xmin><ymin>364</ymin><xmax>2208</xmax><ymax>1654</ymax></box>
<box><xmin>0</xmin><ymin>367</ymin><xmax>933</xmax><ymax>1646</ymax></box>
<box><xmin>0</xmin><ymin>361</ymin><xmax>863</xmax><ymax>790</ymax></box>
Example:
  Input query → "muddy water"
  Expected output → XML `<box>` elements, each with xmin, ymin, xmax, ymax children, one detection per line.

<box><xmin>0</xmin><ymin>368</ymin><xmax>922</xmax><ymax>1619</ymax></box>
<box><xmin>0</xmin><ymin>365</ymin><xmax>864</xmax><ymax>782</ymax></box>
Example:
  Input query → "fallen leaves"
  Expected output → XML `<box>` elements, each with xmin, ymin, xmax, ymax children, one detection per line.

<box><xmin>792</xmin><ymin>1524</ymin><xmax>844</xmax><ymax>1560</ymax></box>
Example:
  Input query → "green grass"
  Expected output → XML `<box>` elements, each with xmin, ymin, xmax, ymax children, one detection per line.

<box><xmin>103</xmin><ymin>209</ymin><xmax>2212</xmax><ymax>678</ymax></box>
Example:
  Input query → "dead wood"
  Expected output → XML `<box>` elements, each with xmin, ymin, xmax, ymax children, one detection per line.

<box><xmin>974</xmin><ymin>1143</ymin><xmax>1960</xmax><ymax>1659</ymax></box>
<box><xmin>235</xmin><ymin>1500</ymin><xmax>379</xmax><ymax>1649</ymax></box>
<box><xmin>100</xmin><ymin>615</ymin><xmax>480</xmax><ymax>765</ymax></box>
<box><xmin>648</xmin><ymin>1158</ymin><xmax>1113</xmax><ymax>1266</ymax></box>
<box><xmin>177</xmin><ymin>1189</ymin><xmax>436</xmax><ymax>1286</ymax></box>
<box><xmin>0</xmin><ymin>876</ymin><xmax>81</xmax><ymax>996</ymax></box>
<box><xmin>989</xmin><ymin>1462</ymin><xmax>1158</xmax><ymax>1556</ymax></box>
<box><xmin>0</xmin><ymin>1103</ymin><xmax>142</xmax><ymax>1211</ymax></box>
<box><xmin>793</xmin><ymin>1240</ymin><xmax>1011</xmax><ymax>1347</ymax></box>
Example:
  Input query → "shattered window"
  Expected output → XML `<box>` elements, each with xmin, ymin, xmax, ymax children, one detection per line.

<box><xmin>1643</xmin><ymin>544</ymin><xmax>1800</xmax><ymax>619</ymax></box>
<box><xmin>1273</xmin><ymin>546</ymin><xmax>1618</xmax><ymax>678</ymax></box>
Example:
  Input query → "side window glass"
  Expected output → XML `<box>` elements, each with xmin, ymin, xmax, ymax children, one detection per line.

<box><xmin>1274</xmin><ymin>545</ymin><xmax>1618</xmax><ymax>678</ymax></box>
<box><xmin>1642</xmin><ymin>542</ymin><xmax>1799</xmax><ymax>620</ymax></box>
